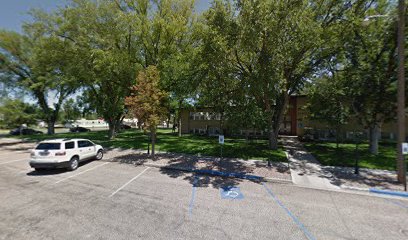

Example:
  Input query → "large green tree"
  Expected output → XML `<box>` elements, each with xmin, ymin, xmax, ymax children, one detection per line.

<box><xmin>346</xmin><ymin>1</ymin><xmax>398</xmax><ymax>155</ymax></box>
<box><xmin>0</xmin><ymin>26</ymin><xmax>78</xmax><ymax>134</ymax></box>
<box><xmin>42</xmin><ymin>0</ymin><xmax>140</xmax><ymax>139</ymax></box>
<box><xmin>40</xmin><ymin>0</ymin><xmax>197</xmax><ymax>139</ymax></box>
<box><xmin>318</xmin><ymin>0</ymin><xmax>400</xmax><ymax>155</ymax></box>
<box><xmin>198</xmin><ymin>0</ymin><xmax>344</xmax><ymax>149</ymax></box>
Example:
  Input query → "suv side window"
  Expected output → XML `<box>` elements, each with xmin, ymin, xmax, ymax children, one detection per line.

<box><xmin>78</xmin><ymin>141</ymin><xmax>88</xmax><ymax>148</ymax></box>
<box><xmin>78</xmin><ymin>141</ymin><xmax>94</xmax><ymax>148</ymax></box>
<box><xmin>65</xmin><ymin>142</ymin><xmax>75</xmax><ymax>149</ymax></box>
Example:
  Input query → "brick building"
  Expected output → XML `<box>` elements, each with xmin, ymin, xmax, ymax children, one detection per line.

<box><xmin>179</xmin><ymin>96</ymin><xmax>404</xmax><ymax>140</ymax></box>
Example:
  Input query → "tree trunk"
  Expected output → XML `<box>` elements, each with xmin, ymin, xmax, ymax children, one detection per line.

<box><xmin>269</xmin><ymin>129</ymin><xmax>279</xmax><ymax>150</ymax></box>
<box><xmin>369</xmin><ymin>124</ymin><xmax>381</xmax><ymax>155</ymax></box>
<box><xmin>47</xmin><ymin>120</ymin><xmax>55</xmax><ymax>135</ymax></box>
<box><xmin>268</xmin><ymin>93</ymin><xmax>289</xmax><ymax>150</ymax></box>
<box><xmin>107</xmin><ymin>116</ymin><xmax>122</xmax><ymax>140</ymax></box>
<box><xmin>335</xmin><ymin>126</ymin><xmax>341</xmax><ymax>149</ymax></box>
<box><xmin>151</xmin><ymin>130</ymin><xmax>156</xmax><ymax>159</ymax></box>
<box><xmin>108</xmin><ymin>123</ymin><xmax>116</xmax><ymax>140</ymax></box>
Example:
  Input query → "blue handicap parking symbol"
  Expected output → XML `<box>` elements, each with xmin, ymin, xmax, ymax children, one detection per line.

<box><xmin>220</xmin><ymin>186</ymin><xmax>244</xmax><ymax>200</ymax></box>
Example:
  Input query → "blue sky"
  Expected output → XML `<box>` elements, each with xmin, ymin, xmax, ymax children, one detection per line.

<box><xmin>0</xmin><ymin>0</ymin><xmax>211</xmax><ymax>32</ymax></box>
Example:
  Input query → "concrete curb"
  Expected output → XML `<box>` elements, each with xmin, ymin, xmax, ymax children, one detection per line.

<box><xmin>143</xmin><ymin>163</ymin><xmax>292</xmax><ymax>183</ymax></box>
<box><xmin>369</xmin><ymin>188</ymin><xmax>408</xmax><ymax>198</ymax></box>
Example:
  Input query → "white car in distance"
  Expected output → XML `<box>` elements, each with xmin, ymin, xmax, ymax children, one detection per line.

<box><xmin>30</xmin><ymin>139</ymin><xmax>104</xmax><ymax>171</ymax></box>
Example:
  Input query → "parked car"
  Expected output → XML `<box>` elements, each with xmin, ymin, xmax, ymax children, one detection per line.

<box><xmin>9</xmin><ymin>128</ymin><xmax>43</xmax><ymax>136</ymax></box>
<box><xmin>120</xmin><ymin>124</ymin><xmax>132</xmax><ymax>130</ymax></box>
<box><xmin>29</xmin><ymin>138</ymin><xmax>104</xmax><ymax>171</ymax></box>
<box><xmin>69</xmin><ymin>126</ymin><xmax>91</xmax><ymax>133</ymax></box>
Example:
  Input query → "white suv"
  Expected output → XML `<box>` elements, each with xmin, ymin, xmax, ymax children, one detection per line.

<box><xmin>29</xmin><ymin>139</ymin><xmax>104</xmax><ymax>171</ymax></box>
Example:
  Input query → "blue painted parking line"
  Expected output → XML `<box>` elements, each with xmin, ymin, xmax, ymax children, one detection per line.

<box><xmin>370</xmin><ymin>188</ymin><xmax>408</xmax><ymax>198</ymax></box>
<box><xmin>384</xmin><ymin>198</ymin><xmax>408</xmax><ymax>209</ymax></box>
<box><xmin>188</xmin><ymin>175</ymin><xmax>199</xmax><ymax>216</ymax></box>
<box><xmin>262</xmin><ymin>183</ymin><xmax>316</xmax><ymax>240</ymax></box>
<box><xmin>220</xmin><ymin>186</ymin><xmax>244</xmax><ymax>200</ymax></box>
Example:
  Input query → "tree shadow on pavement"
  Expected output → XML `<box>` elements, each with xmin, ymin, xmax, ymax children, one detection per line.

<box><xmin>323</xmin><ymin>166</ymin><xmax>407</xmax><ymax>191</ymax></box>
<box><xmin>109</xmin><ymin>152</ymin><xmax>269</xmax><ymax>189</ymax></box>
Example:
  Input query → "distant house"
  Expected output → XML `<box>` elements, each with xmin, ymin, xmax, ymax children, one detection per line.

<box><xmin>180</xmin><ymin>95</ymin><xmax>403</xmax><ymax>140</ymax></box>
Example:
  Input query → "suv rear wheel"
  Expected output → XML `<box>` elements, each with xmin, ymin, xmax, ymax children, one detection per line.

<box><xmin>68</xmin><ymin>156</ymin><xmax>79</xmax><ymax>171</ymax></box>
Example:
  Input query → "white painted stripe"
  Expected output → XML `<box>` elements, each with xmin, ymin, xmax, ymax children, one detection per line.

<box><xmin>109</xmin><ymin>167</ymin><xmax>150</xmax><ymax>197</ymax></box>
<box><xmin>0</xmin><ymin>158</ymin><xmax>27</xmax><ymax>165</ymax></box>
<box><xmin>55</xmin><ymin>162</ymin><xmax>110</xmax><ymax>184</ymax></box>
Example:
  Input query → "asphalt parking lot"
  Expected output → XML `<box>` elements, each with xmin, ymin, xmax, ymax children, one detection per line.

<box><xmin>1</xmin><ymin>142</ymin><xmax>408</xmax><ymax>240</ymax></box>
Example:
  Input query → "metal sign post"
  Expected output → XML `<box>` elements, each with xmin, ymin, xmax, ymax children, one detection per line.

<box><xmin>354</xmin><ymin>132</ymin><xmax>363</xmax><ymax>175</ymax></box>
<box><xmin>402</xmin><ymin>142</ymin><xmax>408</xmax><ymax>191</ymax></box>
<box><xmin>219</xmin><ymin>135</ymin><xmax>224</xmax><ymax>160</ymax></box>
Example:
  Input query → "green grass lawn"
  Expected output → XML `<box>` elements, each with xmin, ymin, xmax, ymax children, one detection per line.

<box><xmin>12</xmin><ymin>129</ymin><xmax>287</xmax><ymax>162</ymax></box>
<box><xmin>304</xmin><ymin>142</ymin><xmax>397</xmax><ymax>171</ymax></box>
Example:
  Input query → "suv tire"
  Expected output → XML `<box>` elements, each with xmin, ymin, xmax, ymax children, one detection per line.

<box><xmin>95</xmin><ymin>150</ymin><xmax>103</xmax><ymax>160</ymax></box>
<box><xmin>68</xmin><ymin>156</ymin><xmax>79</xmax><ymax>171</ymax></box>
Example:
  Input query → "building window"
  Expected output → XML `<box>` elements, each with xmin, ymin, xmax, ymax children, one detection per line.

<box><xmin>189</xmin><ymin>112</ymin><xmax>221</xmax><ymax>121</ymax></box>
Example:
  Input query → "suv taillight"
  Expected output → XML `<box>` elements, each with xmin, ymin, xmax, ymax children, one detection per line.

<box><xmin>55</xmin><ymin>151</ymin><xmax>66</xmax><ymax>156</ymax></box>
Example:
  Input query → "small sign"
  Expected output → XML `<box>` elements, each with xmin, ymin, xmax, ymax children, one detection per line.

<box><xmin>219</xmin><ymin>135</ymin><xmax>224</xmax><ymax>144</ymax></box>
<box><xmin>220</xmin><ymin>186</ymin><xmax>244</xmax><ymax>200</ymax></box>
<box><xmin>403</xmin><ymin>143</ymin><xmax>408</xmax><ymax>155</ymax></box>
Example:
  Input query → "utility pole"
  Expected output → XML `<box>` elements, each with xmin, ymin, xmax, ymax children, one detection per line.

<box><xmin>396</xmin><ymin>0</ymin><xmax>406</xmax><ymax>185</ymax></box>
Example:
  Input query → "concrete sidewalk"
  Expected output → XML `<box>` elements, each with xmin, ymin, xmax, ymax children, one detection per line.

<box><xmin>282</xmin><ymin>136</ymin><xmax>408</xmax><ymax>192</ymax></box>
<box><xmin>282</xmin><ymin>136</ymin><xmax>341</xmax><ymax>190</ymax></box>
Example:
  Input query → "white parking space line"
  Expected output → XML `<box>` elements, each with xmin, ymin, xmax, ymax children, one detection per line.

<box><xmin>109</xmin><ymin>167</ymin><xmax>150</xmax><ymax>197</ymax></box>
<box><xmin>0</xmin><ymin>158</ymin><xmax>28</xmax><ymax>165</ymax></box>
<box><xmin>55</xmin><ymin>162</ymin><xmax>110</xmax><ymax>184</ymax></box>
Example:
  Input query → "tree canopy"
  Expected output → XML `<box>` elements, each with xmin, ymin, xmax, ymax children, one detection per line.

<box><xmin>125</xmin><ymin>65</ymin><xmax>168</xmax><ymax>158</ymax></box>
<box><xmin>0</xmin><ymin>0</ymin><xmax>404</xmax><ymax>158</ymax></box>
